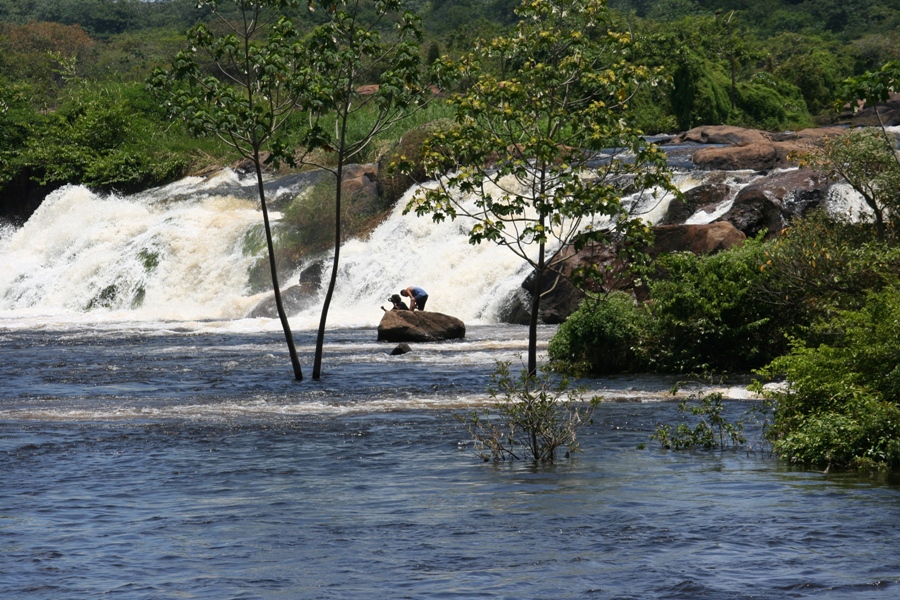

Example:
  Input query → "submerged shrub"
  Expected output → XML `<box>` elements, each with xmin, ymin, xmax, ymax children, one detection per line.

<box><xmin>652</xmin><ymin>392</ymin><xmax>747</xmax><ymax>451</ymax></box>
<box><xmin>461</xmin><ymin>362</ymin><xmax>601</xmax><ymax>462</ymax></box>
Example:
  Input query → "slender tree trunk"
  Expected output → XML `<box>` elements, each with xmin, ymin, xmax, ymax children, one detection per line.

<box><xmin>255</xmin><ymin>158</ymin><xmax>303</xmax><ymax>381</ymax></box>
<box><xmin>528</xmin><ymin>240</ymin><xmax>545</xmax><ymax>377</ymax></box>
<box><xmin>313</xmin><ymin>159</ymin><xmax>343</xmax><ymax>380</ymax></box>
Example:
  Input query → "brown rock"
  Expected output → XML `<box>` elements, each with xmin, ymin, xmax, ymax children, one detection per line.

<box><xmin>715</xmin><ymin>168</ymin><xmax>833</xmax><ymax>237</ymax></box>
<box><xmin>690</xmin><ymin>140</ymin><xmax>809</xmax><ymax>171</ymax></box>
<box><xmin>377</xmin><ymin>311</ymin><xmax>466</xmax><ymax>342</ymax></box>
<box><xmin>651</xmin><ymin>222</ymin><xmax>746</xmax><ymax>256</ymax></box>
<box><xmin>341</xmin><ymin>163</ymin><xmax>378</xmax><ymax>199</ymax></box>
<box><xmin>673</xmin><ymin>126</ymin><xmax>771</xmax><ymax>146</ymax></box>
<box><xmin>771</xmin><ymin>127</ymin><xmax>849</xmax><ymax>142</ymax></box>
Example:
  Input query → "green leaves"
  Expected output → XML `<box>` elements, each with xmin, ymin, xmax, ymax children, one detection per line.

<box><xmin>838</xmin><ymin>61</ymin><xmax>900</xmax><ymax>109</ymax></box>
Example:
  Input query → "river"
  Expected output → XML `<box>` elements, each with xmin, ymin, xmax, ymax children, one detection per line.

<box><xmin>2</xmin><ymin>169</ymin><xmax>899</xmax><ymax>598</ymax></box>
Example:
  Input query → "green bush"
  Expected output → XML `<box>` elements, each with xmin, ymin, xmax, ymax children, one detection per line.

<box><xmin>670</xmin><ymin>55</ymin><xmax>732</xmax><ymax>130</ymax></box>
<box><xmin>755</xmin><ymin>211</ymin><xmax>900</xmax><ymax>330</ymax></box>
<box><xmin>734</xmin><ymin>76</ymin><xmax>813</xmax><ymax>131</ymax></box>
<box><xmin>548</xmin><ymin>292</ymin><xmax>651</xmax><ymax>374</ymax></box>
<box><xmin>756</xmin><ymin>285</ymin><xmax>900</xmax><ymax>471</ymax></box>
<box><xmin>643</xmin><ymin>238</ymin><xmax>779</xmax><ymax>373</ymax></box>
<box><xmin>13</xmin><ymin>83</ymin><xmax>194</xmax><ymax>193</ymax></box>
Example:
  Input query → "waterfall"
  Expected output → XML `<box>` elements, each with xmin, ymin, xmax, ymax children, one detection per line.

<box><xmin>0</xmin><ymin>182</ymin><xmax>264</xmax><ymax>326</ymax></box>
<box><xmin>0</xmin><ymin>161</ymin><xmax>875</xmax><ymax>331</ymax></box>
<box><xmin>0</xmin><ymin>170</ymin><xmax>540</xmax><ymax>329</ymax></box>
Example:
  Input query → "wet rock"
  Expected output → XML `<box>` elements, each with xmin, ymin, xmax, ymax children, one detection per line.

<box><xmin>673</xmin><ymin>125</ymin><xmax>772</xmax><ymax>146</ymax></box>
<box><xmin>389</xmin><ymin>343</ymin><xmax>413</xmax><ymax>355</ymax></box>
<box><xmin>246</xmin><ymin>262</ymin><xmax>324</xmax><ymax>318</ymax></box>
<box><xmin>377</xmin><ymin>310</ymin><xmax>465</xmax><ymax>342</ymax></box>
<box><xmin>690</xmin><ymin>141</ymin><xmax>806</xmax><ymax>171</ymax></box>
<box><xmin>246</xmin><ymin>283</ymin><xmax>319</xmax><ymax>318</ymax></box>
<box><xmin>660</xmin><ymin>175</ymin><xmax>735</xmax><ymax>225</ymax></box>
<box><xmin>716</xmin><ymin>168</ymin><xmax>833</xmax><ymax>237</ymax></box>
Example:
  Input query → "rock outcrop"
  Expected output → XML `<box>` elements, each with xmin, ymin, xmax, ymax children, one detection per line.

<box><xmin>247</xmin><ymin>262</ymin><xmax>323</xmax><ymax>318</ymax></box>
<box><xmin>715</xmin><ymin>168</ymin><xmax>833</xmax><ymax>238</ymax></box>
<box><xmin>659</xmin><ymin>173</ymin><xmax>736</xmax><ymax>225</ymax></box>
<box><xmin>672</xmin><ymin>125</ymin><xmax>848</xmax><ymax>172</ymax></box>
<box><xmin>651</xmin><ymin>222</ymin><xmax>747</xmax><ymax>255</ymax></box>
<box><xmin>377</xmin><ymin>310</ymin><xmax>466</xmax><ymax>342</ymax></box>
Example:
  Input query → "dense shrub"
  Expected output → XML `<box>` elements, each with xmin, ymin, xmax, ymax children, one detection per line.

<box><xmin>642</xmin><ymin>238</ymin><xmax>781</xmax><ymax>372</ymax></box>
<box><xmin>548</xmin><ymin>292</ymin><xmax>651</xmax><ymax>374</ymax></box>
<box><xmin>755</xmin><ymin>211</ymin><xmax>900</xmax><ymax>332</ymax></box>
<box><xmin>10</xmin><ymin>84</ymin><xmax>193</xmax><ymax>193</ymax></box>
<box><xmin>670</xmin><ymin>55</ymin><xmax>732</xmax><ymax>130</ymax></box>
<box><xmin>734</xmin><ymin>75</ymin><xmax>813</xmax><ymax>131</ymax></box>
<box><xmin>377</xmin><ymin>118</ymin><xmax>454</xmax><ymax>207</ymax></box>
<box><xmin>755</xmin><ymin>285</ymin><xmax>900</xmax><ymax>471</ymax></box>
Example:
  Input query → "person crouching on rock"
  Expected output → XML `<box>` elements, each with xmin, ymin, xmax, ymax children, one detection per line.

<box><xmin>401</xmin><ymin>286</ymin><xmax>428</xmax><ymax>311</ymax></box>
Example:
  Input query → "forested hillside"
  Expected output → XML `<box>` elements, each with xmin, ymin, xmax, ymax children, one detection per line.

<box><xmin>1</xmin><ymin>0</ymin><xmax>898</xmax><ymax>223</ymax></box>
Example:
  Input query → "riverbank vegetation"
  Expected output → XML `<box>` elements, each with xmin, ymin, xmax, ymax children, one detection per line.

<box><xmin>551</xmin><ymin>142</ymin><xmax>900</xmax><ymax>470</ymax></box>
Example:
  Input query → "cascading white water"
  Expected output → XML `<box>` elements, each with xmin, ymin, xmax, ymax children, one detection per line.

<box><xmin>0</xmin><ymin>160</ymin><xmax>878</xmax><ymax>332</ymax></box>
<box><xmin>0</xmin><ymin>181</ymin><xmax>264</xmax><ymax>327</ymax></box>
<box><xmin>0</xmin><ymin>170</ymin><xmax>551</xmax><ymax>330</ymax></box>
<box><xmin>286</xmin><ymin>181</ymin><xmax>538</xmax><ymax>329</ymax></box>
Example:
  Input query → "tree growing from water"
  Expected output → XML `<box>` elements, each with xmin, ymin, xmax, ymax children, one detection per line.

<box><xmin>296</xmin><ymin>0</ymin><xmax>435</xmax><ymax>380</ymax></box>
<box><xmin>151</xmin><ymin>0</ymin><xmax>307</xmax><ymax>380</ymax></box>
<box><xmin>406</xmin><ymin>0</ymin><xmax>673</xmax><ymax>376</ymax></box>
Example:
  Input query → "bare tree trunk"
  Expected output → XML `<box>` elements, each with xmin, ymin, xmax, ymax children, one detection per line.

<box><xmin>254</xmin><ymin>160</ymin><xmax>303</xmax><ymax>380</ymax></box>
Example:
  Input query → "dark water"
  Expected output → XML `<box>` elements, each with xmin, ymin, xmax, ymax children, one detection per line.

<box><xmin>2</xmin><ymin>325</ymin><xmax>900</xmax><ymax>599</ymax></box>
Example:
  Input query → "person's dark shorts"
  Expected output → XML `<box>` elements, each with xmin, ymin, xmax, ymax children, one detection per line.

<box><xmin>416</xmin><ymin>295</ymin><xmax>428</xmax><ymax>310</ymax></box>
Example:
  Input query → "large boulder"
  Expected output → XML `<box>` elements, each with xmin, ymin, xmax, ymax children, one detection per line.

<box><xmin>682</xmin><ymin>126</ymin><xmax>849</xmax><ymax>172</ymax></box>
<box><xmin>651</xmin><ymin>222</ymin><xmax>747</xmax><ymax>256</ymax></box>
<box><xmin>377</xmin><ymin>310</ymin><xmax>466</xmax><ymax>342</ymax></box>
<box><xmin>247</xmin><ymin>283</ymin><xmax>319</xmax><ymax>318</ymax></box>
<box><xmin>690</xmin><ymin>141</ymin><xmax>806</xmax><ymax>171</ymax></box>
<box><xmin>246</xmin><ymin>262</ymin><xmax>323</xmax><ymax>318</ymax></box>
<box><xmin>715</xmin><ymin>168</ymin><xmax>833</xmax><ymax>237</ymax></box>
<box><xmin>673</xmin><ymin>125</ymin><xmax>772</xmax><ymax>146</ymax></box>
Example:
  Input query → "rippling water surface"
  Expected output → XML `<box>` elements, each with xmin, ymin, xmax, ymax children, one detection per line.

<box><xmin>3</xmin><ymin>325</ymin><xmax>900</xmax><ymax>599</ymax></box>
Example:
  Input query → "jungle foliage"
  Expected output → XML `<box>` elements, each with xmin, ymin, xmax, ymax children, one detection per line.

<box><xmin>551</xmin><ymin>211</ymin><xmax>900</xmax><ymax>470</ymax></box>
